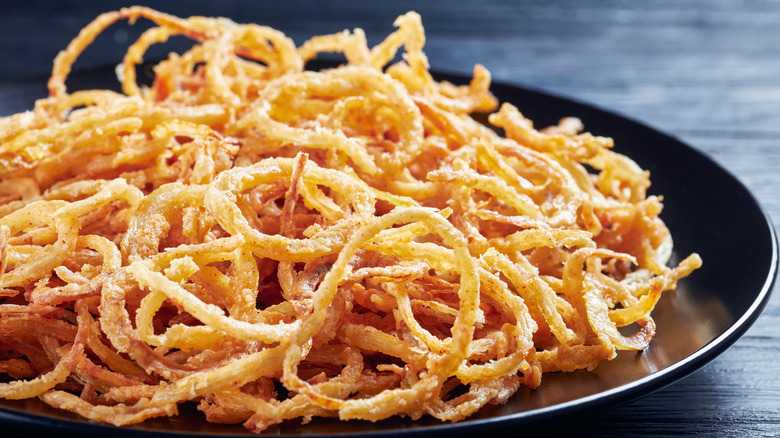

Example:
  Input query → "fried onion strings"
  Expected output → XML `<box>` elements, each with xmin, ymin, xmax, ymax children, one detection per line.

<box><xmin>0</xmin><ymin>7</ymin><xmax>700</xmax><ymax>432</ymax></box>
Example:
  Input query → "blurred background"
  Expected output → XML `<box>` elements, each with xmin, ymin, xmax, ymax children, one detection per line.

<box><xmin>1</xmin><ymin>1</ymin><xmax>779</xmax><ymax>436</ymax></box>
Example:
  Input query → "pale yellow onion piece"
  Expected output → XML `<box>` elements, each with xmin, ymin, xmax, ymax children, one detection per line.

<box><xmin>0</xmin><ymin>343</ymin><xmax>84</xmax><ymax>400</ymax></box>
<box><xmin>0</xmin><ymin>215</ymin><xmax>79</xmax><ymax>288</ymax></box>
<box><xmin>482</xmin><ymin>248</ymin><xmax>578</xmax><ymax>346</ymax></box>
<box><xmin>609</xmin><ymin>253</ymin><xmax>702</xmax><ymax>326</ymax></box>
<box><xmin>40</xmin><ymin>390</ymin><xmax>177</xmax><ymax>426</ymax></box>
<box><xmin>1</xmin><ymin>98</ymin><xmax>143</xmax><ymax>156</ymax></box>
<box><xmin>53</xmin><ymin>178</ymin><xmax>143</xmax><ymax>220</ymax></box>
<box><xmin>135</xmin><ymin>256</ymin><xmax>199</xmax><ymax>347</ymax></box>
<box><xmin>121</xmin><ymin>183</ymin><xmax>207</xmax><ymax>261</ymax></box>
<box><xmin>0</xmin><ymin>303</ymin><xmax>89</xmax><ymax>399</ymax></box>
<box><xmin>282</xmin><ymin>207</ymin><xmax>480</xmax><ymax>421</ymax></box>
<box><xmin>145</xmin><ymin>345</ymin><xmax>286</xmax><ymax>408</ymax></box>
<box><xmin>425</xmin><ymin>374</ymin><xmax>520</xmax><ymax>422</ymax></box>
<box><xmin>128</xmin><ymin>260</ymin><xmax>300</xmax><ymax>344</ymax></box>
<box><xmin>494</xmin><ymin>228</ymin><xmax>593</xmax><ymax>253</ymax></box>
<box><xmin>136</xmin><ymin>242</ymin><xmax>260</xmax><ymax>349</ymax></box>
<box><xmin>427</xmin><ymin>165</ymin><xmax>543</xmax><ymax>219</ymax></box>
<box><xmin>204</xmin><ymin>157</ymin><xmax>376</xmax><ymax>262</ymax></box>
<box><xmin>48</xmin><ymin>6</ymin><xmax>206</xmax><ymax>97</ymax></box>
<box><xmin>337</xmin><ymin>322</ymin><xmax>428</xmax><ymax>369</ymax></box>
<box><xmin>384</xmin><ymin>282</ymin><xmax>446</xmax><ymax>354</ymax></box>
<box><xmin>0</xmin><ymin>200</ymin><xmax>67</xmax><ymax>234</ymax></box>
<box><xmin>297</xmin><ymin>28</ymin><xmax>370</xmax><ymax>65</ymax></box>
<box><xmin>582</xmin><ymin>275</ymin><xmax>654</xmax><ymax>352</ymax></box>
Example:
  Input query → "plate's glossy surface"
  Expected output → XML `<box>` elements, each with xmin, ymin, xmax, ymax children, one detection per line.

<box><xmin>0</xmin><ymin>66</ymin><xmax>776</xmax><ymax>437</ymax></box>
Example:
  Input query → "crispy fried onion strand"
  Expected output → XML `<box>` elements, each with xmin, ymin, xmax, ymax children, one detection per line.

<box><xmin>0</xmin><ymin>7</ymin><xmax>700</xmax><ymax>432</ymax></box>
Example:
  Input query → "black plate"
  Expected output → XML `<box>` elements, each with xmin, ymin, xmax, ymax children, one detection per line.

<box><xmin>0</xmin><ymin>66</ymin><xmax>776</xmax><ymax>437</ymax></box>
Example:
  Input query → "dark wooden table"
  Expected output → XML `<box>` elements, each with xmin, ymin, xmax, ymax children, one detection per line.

<box><xmin>1</xmin><ymin>1</ymin><xmax>778</xmax><ymax>436</ymax></box>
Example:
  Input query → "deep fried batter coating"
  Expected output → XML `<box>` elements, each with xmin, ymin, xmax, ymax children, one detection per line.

<box><xmin>0</xmin><ymin>7</ymin><xmax>700</xmax><ymax>432</ymax></box>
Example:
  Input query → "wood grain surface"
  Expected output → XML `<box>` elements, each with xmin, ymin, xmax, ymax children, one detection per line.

<box><xmin>1</xmin><ymin>1</ymin><xmax>778</xmax><ymax>437</ymax></box>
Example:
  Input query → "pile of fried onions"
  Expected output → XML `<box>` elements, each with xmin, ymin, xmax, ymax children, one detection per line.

<box><xmin>0</xmin><ymin>7</ymin><xmax>701</xmax><ymax>432</ymax></box>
